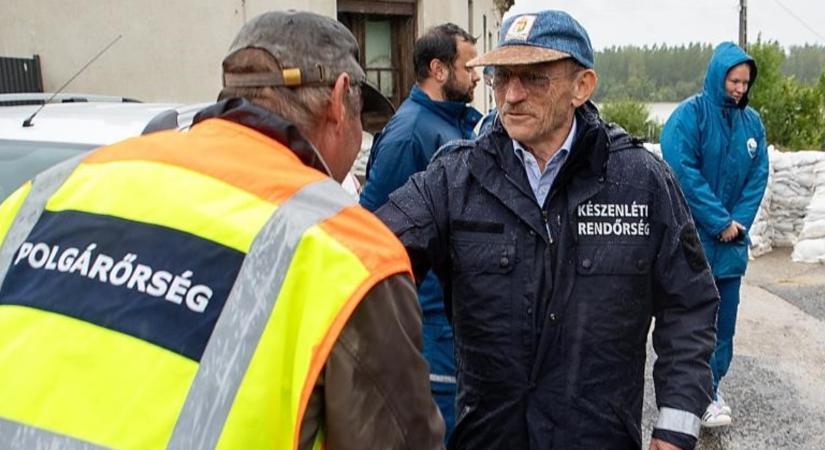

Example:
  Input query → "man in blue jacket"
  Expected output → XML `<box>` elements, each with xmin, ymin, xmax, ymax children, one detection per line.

<box><xmin>377</xmin><ymin>10</ymin><xmax>719</xmax><ymax>450</ymax></box>
<box><xmin>360</xmin><ymin>23</ymin><xmax>481</xmax><ymax>440</ymax></box>
<box><xmin>661</xmin><ymin>42</ymin><xmax>770</xmax><ymax>428</ymax></box>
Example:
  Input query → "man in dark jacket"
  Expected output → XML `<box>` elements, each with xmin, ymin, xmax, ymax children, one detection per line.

<box><xmin>661</xmin><ymin>42</ymin><xmax>769</xmax><ymax>428</ymax></box>
<box><xmin>360</xmin><ymin>23</ymin><xmax>481</xmax><ymax>439</ymax></box>
<box><xmin>376</xmin><ymin>10</ymin><xmax>719</xmax><ymax>450</ymax></box>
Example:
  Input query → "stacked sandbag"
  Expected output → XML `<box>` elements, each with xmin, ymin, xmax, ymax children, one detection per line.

<box><xmin>792</xmin><ymin>154</ymin><xmax>825</xmax><ymax>263</ymax></box>
<box><xmin>769</xmin><ymin>150</ymin><xmax>825</xmax><ymax>247</ymax></box>
<box><xmin>351</xmin><ymin>131</ymin><xmax>374</xmax><ymax>180</ymax></box>
<box><xmin>643</xmin><ymin>142</ymin><xmax>663</xmax><ymax>159</ymax></box>
<box><xmin>748</xmin><ymin>147</ymin><xmax>776</xmax><ymax>257</ymax></box>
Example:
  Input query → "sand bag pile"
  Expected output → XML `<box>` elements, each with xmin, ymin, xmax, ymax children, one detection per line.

<box><xmin>791</xmin><ymin>154</ymin><xmax>825</xmax><ymax>263</ymax></box>
<box><xmin>748</xmin><ymin>148</ymin><xmax>776</xmax><ymax>258</ymax></box>
<box><xmin>769</xmin><ymin>150</ymin><xmax>825</xmax><ymax>247</ymax></box>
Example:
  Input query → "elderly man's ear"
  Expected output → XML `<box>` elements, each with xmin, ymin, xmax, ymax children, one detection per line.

<box><xmin>571</xmin><ymin>69</ymin><xmax>598</xmax><ymax>108</ymax></box>
<box><xmin>327</xmin><ymin>73</ymin><xmax>352</xmax><ymax>125</ymax></box>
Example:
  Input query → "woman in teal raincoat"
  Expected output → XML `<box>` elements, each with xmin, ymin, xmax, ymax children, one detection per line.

<box><xmin>661</xmin><ymin>41</ymin><xmax>770</xmax><ymax>428</ymax></box>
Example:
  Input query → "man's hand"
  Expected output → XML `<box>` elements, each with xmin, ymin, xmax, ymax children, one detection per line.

<box><xmin>650</xmin><ymin>437</ymin><xmax>683</xmax><ymax>450</ymax></box>
<box><xmin>719</xmin><ymin>220</ymin><xmax>745</xmax><ymax>242</ymax></box>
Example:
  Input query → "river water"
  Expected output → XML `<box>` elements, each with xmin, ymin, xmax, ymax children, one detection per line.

<box><xmin>646</xmin><ymin>102</ymin><xmax>679</xmax><ymax>124</ymax></box>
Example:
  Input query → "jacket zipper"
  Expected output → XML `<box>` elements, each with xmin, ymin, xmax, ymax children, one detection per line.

<box><xmin>542</xmin><ymin>210</ymin><xmax>553</xmax><ymax>243</ymax></box>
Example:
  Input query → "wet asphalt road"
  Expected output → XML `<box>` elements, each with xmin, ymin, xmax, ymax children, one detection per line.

<box><xmin>641</xmin><ymin>248</ymin><xmax>825</xmax><ymax>449</ymax></box>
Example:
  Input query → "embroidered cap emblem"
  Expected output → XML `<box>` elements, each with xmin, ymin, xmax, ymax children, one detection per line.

<box><xmin>505</xmin><ymin>15</ymin><xmax>537</xmax><ymax>41</ymax></box>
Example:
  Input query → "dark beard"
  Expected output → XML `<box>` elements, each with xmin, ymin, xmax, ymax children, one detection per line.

<box><xmin>442</xmin><ymin>72</ymin><xmax>473</xmax><ymax>103</ymax></box>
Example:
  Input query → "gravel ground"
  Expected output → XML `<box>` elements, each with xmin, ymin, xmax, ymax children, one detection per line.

<box><xmin>641</xmin><ymin>248</ymin><xmax>825</xmax><ymax>449</ymax></box>
<box><xmin>746</xmin><ymin>249</ymin><xmax>825</xmax><ymax>323</ymax></box>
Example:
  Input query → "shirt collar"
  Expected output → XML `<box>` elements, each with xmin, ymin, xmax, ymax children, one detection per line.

<box><xmin>513</xmin><ymin>116</ymin><xmax>578</xmax><ymax>163</ymax></box>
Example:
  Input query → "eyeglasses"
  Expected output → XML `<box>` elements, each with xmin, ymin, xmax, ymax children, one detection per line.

<box><xmin>487</xmin><ymin>69</ymin><xmax>572</xmax><ymax>92</ymax></box>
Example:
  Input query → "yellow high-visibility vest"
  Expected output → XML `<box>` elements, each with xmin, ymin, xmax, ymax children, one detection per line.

<box><xmin>0</xmin><ymin>118</ymin><xmax>412</xmax><ymax>450</ymax></box>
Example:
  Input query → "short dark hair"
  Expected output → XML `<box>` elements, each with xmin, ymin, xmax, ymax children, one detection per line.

<box><xmin>413</xmin><ymin>23</ymin><xmax>477</xmax><ymax>82</ymax></box>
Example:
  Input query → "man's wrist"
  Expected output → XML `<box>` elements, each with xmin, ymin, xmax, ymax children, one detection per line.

<box><xmin>651</xmin><ymin>428</ymin><xmax>696</xmax><ymax>450</ymax></box>
<box><xmin>653</xmin><ymin>407</ymin><xmax>700</xmax><ymax>448</ymax></box>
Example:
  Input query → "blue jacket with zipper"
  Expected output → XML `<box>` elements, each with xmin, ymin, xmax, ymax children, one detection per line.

<box><xmin>360</xmin><ymin>84</ymin><xmax>480</xmax><ymax>439</ymax></box>
<box><xmin>360</xmin><ymin>84</ymin><xmax>480</xmax><ymax>321</ymax></box>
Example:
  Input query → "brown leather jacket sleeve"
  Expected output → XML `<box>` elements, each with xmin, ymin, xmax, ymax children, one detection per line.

<box><xmin>299</xmin><ymin>273</ymin><xmax>445</xmax><ymax>450</ymax></box>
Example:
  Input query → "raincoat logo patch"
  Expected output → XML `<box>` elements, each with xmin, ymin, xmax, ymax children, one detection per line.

<box><xmin>747</xmin><ymin>138</ymin><xmax>757</xmax><ymax>158</ymax></box>
<box><xmin>577</xmin><ymin>201</ymin><xmax>650</xmax><ymax>237</ymax></box>
<box><xmin>505</xmin><ymin>15</ymin><xmax>536</xmax><ymax>41</ymax></box>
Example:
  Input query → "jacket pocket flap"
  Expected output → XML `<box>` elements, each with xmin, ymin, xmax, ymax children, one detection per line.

<box><xmin>452</xmin><ymin>237</ymin><xmax>515</xmax><ymax>274</ymax></box>
<box><xmin>577</xmin><ymin>245</ymin><xmax>651</xmax><ymax>275</ymax></box>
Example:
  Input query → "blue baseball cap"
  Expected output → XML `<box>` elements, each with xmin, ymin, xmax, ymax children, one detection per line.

<box><xmin>467</xmin><ymin>10</ymin><xmax>594</xmax><ymax>68</ymax></box>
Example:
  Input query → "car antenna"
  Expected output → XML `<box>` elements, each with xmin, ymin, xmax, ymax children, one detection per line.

<box><xmin>22</xmin><ymin>34</ymin><xmax>123</xmax><ymax>128</ymax></box>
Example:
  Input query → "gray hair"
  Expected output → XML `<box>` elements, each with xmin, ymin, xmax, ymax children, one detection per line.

<box><xmin>219</xmin><ymin>48</ymin><xmax>362</xmax><ymax>135</ymax></box>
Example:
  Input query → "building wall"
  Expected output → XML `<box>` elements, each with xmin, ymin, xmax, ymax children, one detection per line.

<box><xmin>1</xmin><ymin>0</ymin><xmax>500</xmax><ymax>110</ymax></box>
<box><xmin>470</xmin><ymin>0</ymin><xmax>503</xmax><ymax>114</ymax></box>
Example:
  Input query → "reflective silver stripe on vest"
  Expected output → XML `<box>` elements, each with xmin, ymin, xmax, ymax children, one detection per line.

<box><xmin>0</xmin><ymin>416</ymin><xmax>110</xmax><ymax>450</ymax></box>
<box><xmin>0</xmin><ymin>154</ymin><xmax>85</xmax><ymax>289</ymax></box>
<box><xmin>655</xmin><ymin>407</ymin><xmax>702</xmax><ymax>438</ymax></box>
<box><xmin>0</xmin><ymin>153</ymin><xmax>101</xmax><ymax>449</ymax></box>
<box><xmin>167</xmin><ymin>178</ymin><xmax>354</xmax><ymax>450</ymax></box>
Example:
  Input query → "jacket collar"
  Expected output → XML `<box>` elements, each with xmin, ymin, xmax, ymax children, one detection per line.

<box><xmin>192</xmin><ymin>98</ymin><xmax>330</xmax><ymax>175</ymax></box>
<box><xmin>483</xmin><ymin>101</ymin><xmax>609</xmax><ymax>183</ymax></box>
<box><xmin>467</xmin><ymin>101</ymin><xmax>611</xmax><ymax>241</ymax></box>
<box><xmin>409</xmin><ymin>85</ymin><xmax>482</xmax><ymax>136</ymax></box>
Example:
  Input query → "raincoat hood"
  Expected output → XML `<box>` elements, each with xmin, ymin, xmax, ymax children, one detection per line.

<box><xmin>703</xmin><ymin>42</ymin><xmax>757</xmax><ymax>109</ymax></box>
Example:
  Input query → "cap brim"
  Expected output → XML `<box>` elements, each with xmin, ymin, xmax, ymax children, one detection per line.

<box><xmin>467</xmin><ymin>45</ymin><xmax>570</xmax><ymax>67</ymax></box>
<box><xmin>361</xmin><ymin>81</ymin><xmax>395</xmax><ymax>116</ymax></box>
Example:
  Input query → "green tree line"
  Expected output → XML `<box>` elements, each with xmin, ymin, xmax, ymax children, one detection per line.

<box><xmin>593</xmin><ymin>42</ymin><xmax>825</xmax><ymax>102</ymax></box>
<box><xmin>596</xmin><ymin>42</ymin><xmax>825</xmax><ymax>149</ymax></box>
<box><xmin>594</xmin><ymin>43</ymin><xmax>713</xmax><ymax>102</ymax></box>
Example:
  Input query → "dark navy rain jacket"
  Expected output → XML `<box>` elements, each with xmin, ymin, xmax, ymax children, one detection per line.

<box><xmin>377</xmin><ymin>103</ymin><xmax>719</xmax><ymax>450</ymax></box>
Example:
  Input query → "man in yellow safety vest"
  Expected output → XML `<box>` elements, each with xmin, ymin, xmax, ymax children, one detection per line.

<box><xmin>0</xmin><ymin>10</ymin><xmax>443</xmax><ymax>450</ymax></box>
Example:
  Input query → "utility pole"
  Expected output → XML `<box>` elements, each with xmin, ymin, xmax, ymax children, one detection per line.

<box><xmin>739</xmin><ymin>0</ymin><xmax>748</xmax><ymax>50</ymax></box>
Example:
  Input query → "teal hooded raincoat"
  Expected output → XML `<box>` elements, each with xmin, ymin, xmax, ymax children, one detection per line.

<box><xmin>661</xmin><ymin>42</ymin><xmax>770</xmax><ymax>279</ymax></box>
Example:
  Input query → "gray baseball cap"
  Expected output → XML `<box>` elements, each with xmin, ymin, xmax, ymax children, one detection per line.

<box><xmin>222</xmin><ymin>10</ymin><xmax>394</xmax><ymax>116</ymax></box>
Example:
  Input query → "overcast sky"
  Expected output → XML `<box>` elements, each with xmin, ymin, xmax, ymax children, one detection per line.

<box><xmin>506</xmin><ymin>0</ymin><xmax>825</xmax><ymax>50</ymax></box>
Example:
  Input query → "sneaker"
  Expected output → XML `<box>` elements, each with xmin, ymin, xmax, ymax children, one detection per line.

<box><xmin>716</xmin><ymin>392</ymin><xmax>732</xmax><ymax>416</ymax></box>
<box><xmin>702</xmin><ymin>399</ymin><xmax>732</xmax><ymax>428</ymax></box>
